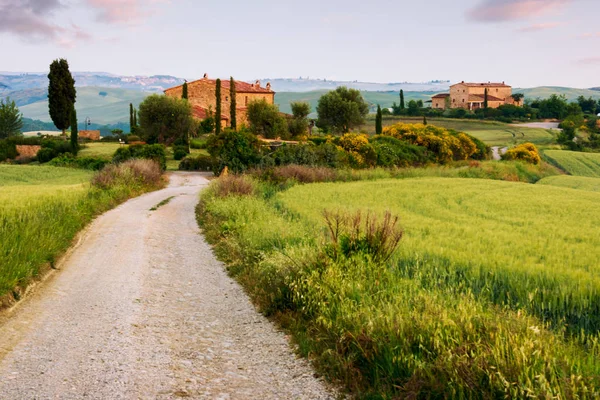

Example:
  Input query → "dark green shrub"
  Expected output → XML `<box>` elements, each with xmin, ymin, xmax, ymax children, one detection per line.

<box><xmin>0</xmin><ymin>140</ymin><xmax>18</xmax><ymax>161</ymax></box>
<box><xmin>172</xmin><ymin>145</ymin><xmax>189</xmax><ymax>161</ymax></box>
<box><xmin>127</xmin><ymin>135</ymin><xmax>141</xmax><ymax>143</ymax></box>
<box><xmin>48</xmin><ymin>154</ymin><xmax>109</xmax><ymax>170</ymax></box>
<box><xmin>178</xmin><ymin>155</ymin><xmax>215</xmax><ymax>171</ymax></box>
<box><xmin>315</xmin><ymin>143</ymin><xmax>347</xmax><ymax>168</ymax></box>
<box><xmin>272</xmin><ymin>144</ymin><xmax>318</xmax><ymax>166</ymax></box>
<box><xmin>112</xmin><ymin>144</ymin><xmax>167</xmax><ymax>170</ymax></box>
<box><xmin>307</xmin><ymin>136</ymin><xmax>328</xmax><ymax>146</ymax></box>
<box><xmin>190</xmin><ymin>139</ymin><xmax>208</xmax><ymax>149</ymax></box>
<box><xmin>36</xmin><ymin>147</ymin><xmax>57</xmax><ymax>163</ymax></box>
<box><xmin>207</xmin><ymin>129</ymin><xmax>263</xmax><ymax>174</ymax></box>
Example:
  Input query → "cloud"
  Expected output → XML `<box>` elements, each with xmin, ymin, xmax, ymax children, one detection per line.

<box><xmin>87</xmin><ymin>0</ymin><xmax>169</xmax><ymax>25</ymax></box>
<box><xmin>517</xmin><ymin>22</ymin><xmax>562</xmax><ymax>32</ymax></box>
<box><xmin>578</xmin><ymin>32</ymin><xmax>600</xmax><ymax>39</ymax></box>
<box><xmin>0</xmin><ymin>0</ymin><xmax>91</xmax><ymax>47</ymax></box>
<box><xmin>578</xmin><ymin>57</ymin><xmax>600</xmax><ymax>65</ymax></box>
<box><xmin>467</xmin><ymin>0</ymin><xmax>571</xmax><ymax>22</ymax></box>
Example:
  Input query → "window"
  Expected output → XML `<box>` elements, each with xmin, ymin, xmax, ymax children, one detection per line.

<box><xmin>462</xmin><ymin>99</ymin><xmax>465</xmax><ymax>103</ymax></box>
<box><xmin>245</xmin><ymin>96</ymin><xmax>248</xmax><ymax>106</ymax></box>
<box><xmin>226</xmin><ymin>96</ymin><xmax>229</xmax><ymax>101</ymax></box>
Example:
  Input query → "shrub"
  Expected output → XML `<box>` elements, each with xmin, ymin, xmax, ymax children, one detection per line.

<box><xmin>338</xmin><ymin>133</ymin><xmax>377</xmax><ymax>168</ymax></box>
<box><xmin>172</xmin><ymin>145</ymin><xmax>189</xmax><ymax>161</ymax></box>
<box><xmin>0</xmin><ymin>140</ymin><xmax>18</xmax><ymax>161</ymax></box>
<box><xmin>36</xmin><ymin>147</ymin><xmax>57</xmax><ymax>163</ymax></box>
<box><xmin>502</xmin><ymin>142</ymin><xmax>541</xmax><ymax>165</ymax></box>
<box><xmin>190</xmin><ymin>138</ymin><xmax>208</xmax><ymax>149</ymax></box>
<box><xmin>112</xmin><ymin>144</ymin><xmax>167</xmax><ymax>170</ymax></box>
<box><xmin>272</xmin><ymin>144</ymin><xmax>319</xmax><ymax>166</ymax></box>
<box><xmin>127</xmin><ymin>135</ymin><xmax>141</xmax><ymax>143</ymax></box>
<box><xmin>91</xmin><ymin>159</ymin><xmax>162</xmax><ymax>189</ymax></box>
<box><xmin>48</xmin><ymin>154</ymin><xmax>109</xmax><ymax>170</ymax></box>
<box><xmin>207</xmin><ymin>129</ymin><xmax>264</xmax><ymax>174</ymax></box>
<box><xmin>255</xmin><ymin>164</ymin><xmax>337</xmax><ymax>184</ymax></box>
<box><xmin>323</xmin><ymin>209</ymin><xmax>403</xmax><ymax>263</ymax></box>
<box><xmin>178</xmin><ymin>155</ymin><xmax>215</xmax><ymax>171</ymax></box>
<box><xmin>211</xmin><ymin>175</ymin><xmax>257</xmax><ymax>197</ymax></box>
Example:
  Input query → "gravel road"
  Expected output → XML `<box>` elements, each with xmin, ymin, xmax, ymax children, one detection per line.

<box><xmin>0</xmin><ymin>172</ymin><xmax>335</xmax><ymax>399</ymax></box>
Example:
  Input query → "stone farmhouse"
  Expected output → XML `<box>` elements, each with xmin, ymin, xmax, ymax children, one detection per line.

<box><xmin>164</xmin><ymin>74</ymin><xmax>275</xmax><ymax>128</ymax></box>
<box><xmin>432</xmin><ymin>81</ymin><xmax>522</xmax><ymax>111</ymax></box>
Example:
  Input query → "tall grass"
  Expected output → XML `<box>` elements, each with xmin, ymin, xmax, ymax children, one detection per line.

<box><xmin>537</xmin><ymin>175</ymin><xmax>600</xmax><ymax>192</ymax></box>
<box><xmin>198</xmin><ymin>176</ymin><xmax>600</xmax><ymax>398</ymax></box>
<box><xmin>0</xmin><ymin>162</ymin><xmax>163</xmax><ymax>299</ymax></box>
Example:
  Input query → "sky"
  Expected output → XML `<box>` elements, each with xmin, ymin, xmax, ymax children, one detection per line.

<box><xmin>0</xmin><ymin>0</ymin><xmax>598</xmax><ymax>88</ymax></box>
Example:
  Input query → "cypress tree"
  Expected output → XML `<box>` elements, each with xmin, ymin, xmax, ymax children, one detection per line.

<box><xmin>133</xmin><ymin>108</ymin><xmax>137</xmax><ymax>132</ymax></box>
<box><xmin>129</xmin><ymin>103</ymin><xmax>135</xmax><ymax>133</ymax></box>
<box><xmin>70</xmin><ymin>106</ymin><xmax>78</xmax><ymax>155</ymax></box>
<box><xmin>182</xmin><ymin>81</ymin><xmax>188</xmax><ymax>100</ymax></box>
<box><xmin>48</xmin><ymin>58</ymin><xmax>76</xmax><ymax>136</ymax></box>
<box><xmin>230</xmin><ymin>77</ymin><xmax>237</xmax><ymax>131</ymax></box>
<box><xmin>215</xmin><ymin>79</ymin><xmax>222</xmax><ymax>134</ymax></box>
<box><xmin>400</xmin><ymin>90</ymin><xmax>405</xmax><ymax>110</ymax></box>
<box><xmin>375</xmin><ymin>104</ymin><xmax>383</xmax><ymax>134</ymax></box>
<box><xmin>423</xmin><ymin>115</ymin><xmax>428</xmax><ymax>125</ymax></box>
<box><xmin>484</xmin><ymin>88</ymin><xmax>489</xmax><ymax>109</ymax></box>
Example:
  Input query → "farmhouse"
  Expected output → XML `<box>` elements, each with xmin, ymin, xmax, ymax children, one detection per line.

<box><xmin>432</xmin><ymin>81</ymin><xmax>523</xmax><ymax>111</ymax></box>
<box><xmin>164</xmin><ymin>74</ymin><xmax>275</xmax><ymax>128</ymax></box>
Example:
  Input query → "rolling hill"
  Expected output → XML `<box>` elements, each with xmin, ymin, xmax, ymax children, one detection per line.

<box><xmin>513</xmin><ymin>86</ymin><xmax>600</xmax><ymax>102</ymax></box>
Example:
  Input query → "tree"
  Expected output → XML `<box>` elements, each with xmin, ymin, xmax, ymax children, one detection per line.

<box><xmin>0</xmin><ymin>97</ymin><xmax>23</xmax><ymax>139</ymax></box>
<box><xmin>70</xmin><ymin>106</ymin><xmax>78</xmax><ymax>155</ymax></box>
<box><xmin>483</xmin><ymin>88</ymin><xmax>489</xmax><ymax>109</ymax></box>
<box><xmin>375</xmin><ymin>104</ymin><xmax>383</xmax><ymax>134</ymax></box>
<box><xmin>182</xmin><ymin>81</ymin><xmax>188</xmax><ymax>100</ymax></box>
<box><xmin>230</xmin><ymin>77</ymin><xmax>237</xmax><ymax>131</ymax></box>
<box><xmin>511</xmin><ymin>93</ymin><xmax>524</xmax><ymax>104</ymax></box>
<box><xmin>129</xmin><ymin>103</ymin><xmax>135</xmax><ymax>134</ymax></box>
<box><xmin>48</xmin><ymin>59</ymin><xmax>76</xmax><ymax>136</ymax></box>
<box><xmin>316</xmin><ymin>86</ymin><xmax>369</xmax><ymax>133</ymax></box>
<box><xmin>138</xmin><ymin>94</ymin><xmax>194</xmax><ymax>145</ymax></box>
<box><xmin>288</xmin><ymin>101</ymin><xmax>311</xmax><ymax>137</ymax></box>
<box><xmin>215</xmin><ymin>79</ymin><xmax>222</xmax><ymax>134</ymax></box>
<box><xmin>400</xmin><ymin>90</ymin><xmax>405</xmax><ymax>109</ymax></box>
<box><xmin>407</xmin><ymin>100</ymin><xmax>420</xmax><ymax>116</ymax></box>
<box><xmin>133</xmin><ymin>108</ymin><xmax>137</xmax><ymax>131</ymax></box>
<box><xmin>577</xmin><ymin>96</ymin><xmax>597</xmax><ymax>114</ymax></box>
<box><xmin>423</xmin><ymin>115</ymin><xmax>428</xmax><ymax>125</ymax></box>
<box><xmin>247</xmin><ymin>99</ymin><xmax>288</xmax><ymax>139</ymax></box>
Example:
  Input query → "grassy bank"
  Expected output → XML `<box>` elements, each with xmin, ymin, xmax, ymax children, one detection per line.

<box><xmin>198</xmin><ymin>174</ymin><xmax>600</xmax><ymax>398</ymax></box>
<box><xmin>537</xmin><ymin>175</ymin><xmax>600</xmax><ymax>192</ymax></box>
<box><xmin>0</xmin><ymin>161</ymin><xmax>163</xmax><ymax>300</ymax></box>
<box><xmin>544</xmin><ymin>150</ymin><xmax>600</xmax><ymax>177</ymax></box>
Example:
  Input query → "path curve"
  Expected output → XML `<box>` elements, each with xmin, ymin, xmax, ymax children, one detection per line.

<box><xmin>0</xmin><ymin>172</ymin><xmax>334</xmax><ymax>399</ymax></box>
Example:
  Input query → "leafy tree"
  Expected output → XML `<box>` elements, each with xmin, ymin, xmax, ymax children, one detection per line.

<box><xmin>375</xmin><ymin>104</ymin><xmax>383</xmax><ymax>134</ymax></box>
<box><xmin>407</xmin><ymin>100</ymin><xmax>420</xmax><ymax>116</ymax></box>
<box><xmin>137</xmin><ymin>94</ymin><xmax>194</xmax><ymax>145</ymax></box>
<box><xmin>182</xmin><ymin>81</ymin><xmax>188</xmax><ymax>100</ymax></box>
<box><xmin>316</xmin><ymin>86</ymin><xmax>369</xmax><ymax>133</ymax></box>
<box><xmin>400</xmin><ymin>90</ymin><xmax>405</xmax><ymax>109</ymax></box>
<box><xmin>511</xmin><ymin>93</ymin><xmax>524</xmax><ymax>103</ymax></box>
<box><xmin>577</xmin><ymin>96</ymin><xmax>597</xmax><ymax>114</ymax></box>
<box><xmin>48</xmin><ymin>58</ymin><xmax>76</xmax><ymax>135</ymax></box>
<box><xmin>288</xmin><ymin>101</ymin><xmax>311</xmax><ymax>137</ymax></box>
<box><xmin>70</xmin><ymin>106</ymin><xmax>78</xmax><ymax>155</ymax></box>
<box><xmin>199</xmin><ymin>106</ymin><xmax>215</xmax><ymax>134</ymax></box>
<box><xmin>247</xmin><ymin>99</ymin><xmax>288</xmax><ymax>139</ymax></box>
<box><xmin>391</xmin><ymin>102</ymin><xmax>401</xmax><ymax>116</ymax></box>
<box><xmin>483</xmin><ymin>88</ymin><xmax>489</xmax><ymax>109</ymax></box>
<box><xmin>0</xmin><ymin>97</ymin><xmax>23</xmax><ymax>139</ymax></box>
<box><xmin>230</xmin><ymin>77</ymin><xmax>237</xmax><ymax>131</ymax></box>
<box><xmin>215</xmin><ymin>79</ymin><xmax>222</xmax><ymax>134</ymax></box>
<box><xmin>207</xmin><ymin>129</ymin><xmax>263</xmax><ymax>174</ymax></box>
<box><xmin>381</xmin><ymin>107</ymin><xmax>391</xmax><ymax>116</ymax></box>
<box><xmin>536</xmin><ymin>94</ymin><xmax>569</xmax><ymax>119</ymax></box>
<box><xmin>416</xmin><ymin>100</ymin><xmax>424</xmax><ymax>108</ymax></box>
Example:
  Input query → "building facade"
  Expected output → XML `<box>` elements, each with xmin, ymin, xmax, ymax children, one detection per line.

<box><xmin>432</xmin><ymin>81</ymin><xmax>522</xmax><ymax>111</ymax></box>
<box><xmin>164</xmin><ymin>74</ymin><xmax>275</xmax><ymax>128</ymax></box>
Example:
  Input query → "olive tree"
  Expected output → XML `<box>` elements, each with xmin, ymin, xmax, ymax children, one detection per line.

<box><xmin>316</xmin><ymin>87</ymin><xmax>369</xmax><ymax>133</ymax></box>
<box><xmin>138</xmin><ymin>95</ymin><xmax>195</xmax><ymax>145</ymax></box>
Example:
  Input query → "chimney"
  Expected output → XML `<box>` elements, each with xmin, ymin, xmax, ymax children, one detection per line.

<box><xmin>203</xmin><ymin>73</ymin><xmax>208</xmax><ymax>79</ymax></box>
<box><xmin>266</xmin><ymin>82</ymin><xmax>271</xmax><ymax>90</ymax></box>
<box><xmin>255</xmin><ymin>80</ymin><xmax>261</xmax><ymax>87</ymax></box>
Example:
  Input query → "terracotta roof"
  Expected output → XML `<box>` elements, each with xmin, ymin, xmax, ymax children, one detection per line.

<box><xmin>432</xmin><ymin>93</ymin><xmax>450</xmax><ymax>99</ymax></box>
<box><xmin>166</xmin><ymin>77</ymin><xmax>274</xmax><ymax>94</ymax></box>
<box><xmin>452</xmin><ymin>82</ymin><xmax>511</xmax><ymax>88</ymax></box>
<box><xmin>468</xmin><ymin>94</ymin><xmax>505</xmax><ymax>102</ymax></box>
<box><xmin>192</xmin><ymin>106</ymin><xmax>229</xmax><ymax>120</ymax></box>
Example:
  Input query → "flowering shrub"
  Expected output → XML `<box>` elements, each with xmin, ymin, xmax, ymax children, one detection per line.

<box><xmin>501</xmin><ymin>142</ymin><xmax>541</xmax><ymax>165</ymax></box>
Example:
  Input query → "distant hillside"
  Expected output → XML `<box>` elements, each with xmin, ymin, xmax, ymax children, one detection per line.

<box><xmin>19</xmin><ymin>87</ymin><xmax>149</xmax><ymax>125</ymax></box>
<box><xmin>264</xmin><ymin>78</ymin><xmax>451</xmax><ymax>93</ymax></box>
<box><xmin>514</xmin><ymin>87</ymin><xmax>600</xmax><ymax>102</ymax></box>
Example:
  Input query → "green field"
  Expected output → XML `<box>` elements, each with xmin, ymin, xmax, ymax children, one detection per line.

<box><xmin>537</xmin><ymin>175</ymin><xmax>600</xmax><ymax>192</ymax></box>
<box><xmin>544</xmin><ymin>150</ymin><xmax>600</xmax><ymax>177</ymax></box>
<box><xmin>200</xmin><ymin>176</ymin><xmax>600</xmax><ymax>397</ymax></box>
<box><xmin>19</xmin><ymin>86</ymin><xmax>148</xmax><ymax>125</ymax></box>
<box><xmin>79</xmin><ymin>142</ymin><xmax>122</xmax><ymax>159</ymax></box>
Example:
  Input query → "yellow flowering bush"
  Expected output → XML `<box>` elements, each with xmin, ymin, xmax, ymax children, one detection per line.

<box><xmin>502</xmin><ymin>142</ymin><xmax>541</xmax><ymax>165</ymax></box>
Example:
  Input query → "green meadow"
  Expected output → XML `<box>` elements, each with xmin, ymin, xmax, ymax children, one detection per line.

<box><xmin>200</xmin><ymin>174</ymin><xmax>600</xmax><ymax>398</ymax></box>
<box><xmin>537</xmin><ymin>175</ymin><xmax>600</xmax><ymax>192</ymax></box>
<box><xmin>544</xmin><ymin>150</ymin><xmax>600</xmax><ymax>177</ymax></box>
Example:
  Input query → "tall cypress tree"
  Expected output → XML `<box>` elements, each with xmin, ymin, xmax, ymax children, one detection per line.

<box><xmin>133</xmin><ymin>108</ymin><xmax>137</xmax><ymax>131</ymax></box>
<box><xmin>229</xmin><ymin>77</ymin><xmax>237</xmax><ymax>131</ymax></box>
<box><xmin>129</xmin><ymin>103</ymin><xmax>135</xmax><ymax>133</ymax></box>
<box><xmin>400</xmin><ymin>90</ymin><xmax>405</xmax><ymax>110</ymax></box>
<box><xmin>48</xmin><ymin>59</ymin><xmax>76</xmax><ymax>136</ymax></box>
<box><xmin>375</xmin><ymin>104</ymin><xmax>383</xmax><ymax>135</ymax></box>
<box><xmin>70</xmin><ymin>106</ymin><xmax>78</xmax><ymax>155</ymax></box>
<box><xmin>215</xmin><ymin>79</ymin><xmax>222</xmax><ymax>134</ymax></box>
<box><xmin>182</xmin><ymin>81</ymin><xmax>188</xmax><ymax>100</ymax></box>
<box><xmin>484</xmin><ymin>88</ymin><xmax>489</xmax><ymax>109</ymax></box>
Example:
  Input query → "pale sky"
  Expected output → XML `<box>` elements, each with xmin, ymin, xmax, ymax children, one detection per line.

<box><xmin>0</xmin><ymin>0</ymin><xmax>598</xmax><ymax>88</ymax></box>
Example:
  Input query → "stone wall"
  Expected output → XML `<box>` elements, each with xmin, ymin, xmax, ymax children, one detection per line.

<box><xmin>16</xmin><ymin>145</ymin><xmax>41</xmax><ymax>160</ymax></box>
<box><xmin>79</xmin><ymin>130</ymin><xmax>101</xmax><ymax>141</ymax></box>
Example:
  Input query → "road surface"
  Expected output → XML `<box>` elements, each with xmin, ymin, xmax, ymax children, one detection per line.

<box><xmin>0</xmin><ymin>172</ymin><xmax>334</xmax><ymax>399</ymax></box>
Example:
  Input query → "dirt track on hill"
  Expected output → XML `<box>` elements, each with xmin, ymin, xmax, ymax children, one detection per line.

<box><xmin>0</xmin><ymin>172</ymin><xmax>334</xmax><ymax>399</ymax></box>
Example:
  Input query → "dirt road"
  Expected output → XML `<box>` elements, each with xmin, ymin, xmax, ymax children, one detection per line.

<box><xmin>0</xmin><ymin>172</ymin><xmax>334</xmax><ymax>399</ymax></box>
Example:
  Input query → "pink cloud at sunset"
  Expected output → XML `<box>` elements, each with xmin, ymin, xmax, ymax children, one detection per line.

<box><xmin>467</xmin><ymin>0</ymin><xmax>571</xmax><ymax>22</ymax></box>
